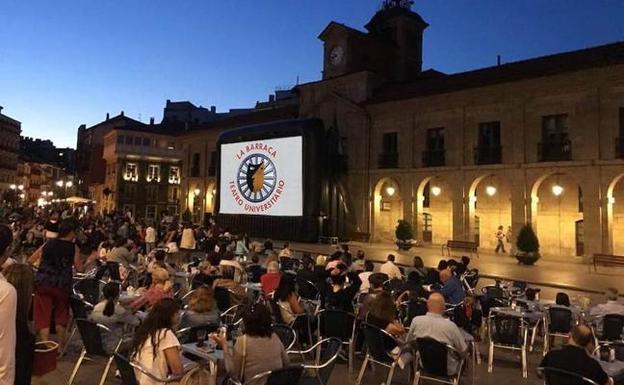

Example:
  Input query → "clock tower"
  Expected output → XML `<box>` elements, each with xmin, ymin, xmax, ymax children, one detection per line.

<box><xmin>318</xmin><ymin>0</ymin><xmax>428</xmax><ymax>81</ymax></box>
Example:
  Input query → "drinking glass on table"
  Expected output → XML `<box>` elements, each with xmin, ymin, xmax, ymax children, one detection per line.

<box><xmin>196</xmin><ymin>329</ymin><xmax>207</xmax><ymax>347</ymax></box>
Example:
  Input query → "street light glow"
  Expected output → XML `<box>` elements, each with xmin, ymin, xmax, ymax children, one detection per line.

<box><xmin>66</xmin><ymin>181</ymin><xmax>73</xmax><ymax>188</ymax></box>
<box><xmin>486</xmin><ymin>185</ymin><xmax>497</xmax><ymax>196</ymax></box>
<box><xmin>552</xmin><ymin>184</ymin><xmax>564</xmax><ymax>196</ymax></box>
<box><xmin>56</xmin><ymin>180</ymin><xmax>63</xmax><ymax>187</ymax></box>
<box><xmin>386</xmin><ymin>186</ymin><xmax>395</xmax><ymax>197</ymax></box>
<box><xmin>431</xmin><ymin>186</ymin><xmax>442</xmax><ymax>196</ymax></box>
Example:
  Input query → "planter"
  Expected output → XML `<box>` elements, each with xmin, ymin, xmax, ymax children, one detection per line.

<box><xmin>396</xmin><ymin>241</ymin><xmax>414</xmax><ymax>251</ymax></box>
<box><xmin>515</xmin><ymin>251</ymin><xmax>540</xmax><ymax>265</ymax></box>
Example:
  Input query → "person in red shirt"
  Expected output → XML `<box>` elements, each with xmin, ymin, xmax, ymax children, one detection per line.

<box><xmin>260</xmin><ymin>261</ymin><xmax>281</xmax><ymax>298</ymax></box>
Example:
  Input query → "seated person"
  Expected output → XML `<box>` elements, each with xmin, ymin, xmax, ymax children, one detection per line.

<box><xmin>90</xmin><ymin>282</ymin><xmax>139</xmax><ymax>350</ymax></box>
<box><xmin>358</xmin><ymin>260</ymin><xmax>375</xmax><ymax>294</ymax></box>
<box><xmin>590</xmin><ymin>287</ymin><xmax>624</xmax><ymax>318</ymax></box>
<box><xmin>245</xmin><ymin>254</ymin><xmax>265</xmax><ymax>283</ymax></box>
<box><xmin>439</xmin><ymin>269</ymin><xmax>465</xmax><ymax>305</ymax></box>
<box><xmin>275</xmin><ymin>275</ymin><xmax>307</xmax><ymax>325</ymax></box>
<box><xmin>409</xmin><ymin>256</ymin><xmax>428</xmax><ymax>281</ymax></box>
<box><xmin>260</xmin><ymin>261</ymin><xmax>281</xmax><ymax>297</ymax></box>
<box><xmin>321</xmin><ymin>264</ymin><xmax>361</xmax><ymax>313</ymax></box>
<box><xmin>427</xmin><ymin>260</ymin><xmax>447</xmax><ymax>285</ymax></box>
<box><xmin>312</xmin><ymin>255</ymin><xmax>328</xmax><ymax>284</ymax></box>
<box><xmin>408</xmin><ymin>293</ymin><xmax>468</xmax><ymax>376</ymax></box>
<box><xmin>358</xmin><ymin>273</ymin><xmax>387</xmax><ymax>320</ymax></box>
<box><xmin>148</xmin><ymin>249</ymin><xmax>176</xmax><ymax>277</ymax></box>
<box><xmin>130</xmin><ymin>299</ymin><xmax>184</xmax><ymax>384</ymax></box>
<box><xmin>379</xmin><ymin>254</ymin><xmax>402</xmax><ymax>280</ymax></box>
<box><xmin>365</xmin><ymin>291</ymin><xmax>405</xmax><ymax>338</ymax></box>
<box><xmin>352</xmin><ymin>250</ymin><xmax>366</xmax><ymax>272</ymax></box>
<box><xmin>181</xmin><ymin>286</ymin><xmax>220</xmax><ymax>328</ymax></box>
<box><xmin>213</xmin><ymin>265</ymin><xmax>246</xmax><ymax>304</ymax></box>
<box><xmin>397</xmin><ymin>271</ymin><xmax>427</xmax><ymax>299</ymax></box>
<box><xmin>278</xmin><ymin>242</ymin><xmax>292</xmax><ymax>258</ymax></box>
<box><xmin>296</xmin><ymin>255</ymin><xmax>316</xmax><ymax>284</ymax></box>
<box><xmin>130</xmin><ymin>268</ymin><xmax>174</xmax><ymax>311</ymax></box>
<box><xmin>540</xmin><ymin>325</ymin><xmax>613</xmax><ymax>385</ymax></box>
<box><xmin>211</xmin><ymin>303</ymin><xmax>289</xmax><ymax>383</ymax></box>
<box><xmin>191</xmin><ymin>260</ymin><xmax>217</xmax><ymax>289</ymax></box>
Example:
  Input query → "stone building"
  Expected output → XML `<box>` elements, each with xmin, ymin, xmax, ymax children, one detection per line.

<box><xmin>0</xmin><ymin>106</ymin><xmax>21</xmax><ymax>193</ymax></box>
<box><xmin>292</xmin><ymin>1</ymin><xmax>624</xmax><ymax>260</ymax></box>
<box><xmin>100</xmin><ymin>126</ymin><xmax>183</xmax><ymax>219</ymax></box>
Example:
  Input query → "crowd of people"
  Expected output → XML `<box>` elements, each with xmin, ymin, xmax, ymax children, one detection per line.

<box><xmin>0</xmin><ymin>206</ymin><xmax>622</xmax><ymax>385</ymax></box>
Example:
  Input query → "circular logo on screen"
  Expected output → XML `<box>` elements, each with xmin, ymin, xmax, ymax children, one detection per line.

<box><xmin>235</xmin><ymin>153</ymin><xmax>277</xmax><ymax>203</ymax></box>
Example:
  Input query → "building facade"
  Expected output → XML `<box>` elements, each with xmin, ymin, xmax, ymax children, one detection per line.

<box><xmin>0</xmin><ymin>106</ymin><xmax>21</xmax><ymax>194</ymax></box>
<box><xmin>101</xmin><ymin>127</ymin><xmax>183</xmax><ymax>219</ymax></box>
<box><xmin>292</xmin><ymin>1</ymin><xmax>624</xmax><ymax>260</ymax></box>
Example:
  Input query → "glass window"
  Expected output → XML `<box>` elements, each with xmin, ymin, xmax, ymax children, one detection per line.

<box><xmin>382</xmin><ymin>132</ymin><xmax>398</xmax><ymax>154</ymax></box>
<box><xmin>146</xmin><ymin>185</ymin><xmax>158</xmax><ymax>200</ymax></box>
<box><xmin>142</xmin><ymin>138</ymin><xmax>151</xmax><ymax>146</ymax></box>
<box><xmin>124</xmin><ymin>163</ymin><xmax>138</xmax><ymax>181</ymax></box>
<box><xmin>542</xmin><ymin>114</ymin><xmax>568</xmax><ymax>142</ymax></box>
<box><xmin>168</xmin><ymin>166</ymin><xmax>180</xmax><ymax>184</ymax></box>
<box><xmin>117</xmin><ymin>135</ymin><xmax>124</xmax><ymax>144</ymax></box>
<box><xmin>125</xmin><ymin>136</ymin><xmax>133</xmax><ymax>145</ymax></box>
<box><xmin>147</xmin><ymin>164</ymin><xmax>160</xmax><ymax>182</ymax></box>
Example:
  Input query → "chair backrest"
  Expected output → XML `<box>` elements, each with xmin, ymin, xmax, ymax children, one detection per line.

<box><xmin>177</xmin><ymin>324</ymin><xmax>219</xmax><ymax>344</ymax></box>
<box><xmin>279</xmin><ymin>257</ymin><xmax>296</xmax><ymax>272</ymax></box>
<box><xmin>548</xmin><ymin>307</ymin><xmax>573</xmax><ymax>334</ymax></box>
<box><xmin>540</xmin><ymin>367</ymin><xmax>600</xmax><ymax>385</ymax></box>
<box><xmin>414</xmin><ymin>337</ymin><xmax>449</xmax><ymax>377</ymax></box>
<box><xmin>214</xmin><ymin>286</ymin><xmax>231</xmax><ymax>312</ymax></box>
<box><xmin>490</xmin><ymin>314</ymin><xmax>524</xmax><ymax>347</ymax></box>
<box><xmin>314</xmin><ymin>338</ymin><xmax>342</xmax><ymax>385</ymax></box>
<box><xmin>483</xmin><ymin>285</ymin><xmax>504</xmax><ymax>299</ymax></box>
<box><xmin>272</xmin><ymin>324</ymin><xmax>297</xmax><ymax>351</ymax></box>
<box><xmin>360</xmin><ymin>322</ymin><xmax>396</xmax><ymax>364</ymax></box>
<box><xmin>602</xmin><ymin>314</ymin><xmax>624</xmax><ymax>341</ymax></box>
<box><xmin>317</xmin><ymin>310</ymin><xmax>356</xmax><ymax>342</ymax></box>
<box><xmin>257</xmin><ymin>365</ymin><xmax>304</xmax><ymax>385</ymax></box>
<box><xmin>464</xmin><ymin>269</ymin><xmax>479</xmax><ymax>288</ymax></box>
<box><xmin>269</xmin><ymin>300</ymin><xmax>285</xmax><ymax>324</ymax></box>
<box><xmin>75</xmin><ymin>319</ymin><xmax>108</xmax><ymax>356</ymax></box>
<box><xmin>73</xmin><ymin>278</ymin><xmax>101</xmax><ymax>305</ymax></box>
<box><xmin>296</xmin><ymin>278</ymin><xmax>319</xmax><ymax>300</ymax></box>
<box><xmin>113</xmin><ymin>352</ymin><xmax>139</xmax><ymax>385</ymax></box>
<box><xmin>69</xmin><ymin>296</ymin><xmax>91</xmax><ymax>319</ymax></box>
<box><xmin>405</xmin><ymin>299</ymin><xmax>428</xmax><ymax>325</ymax></box>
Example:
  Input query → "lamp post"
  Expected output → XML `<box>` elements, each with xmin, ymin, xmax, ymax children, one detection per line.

<box><xmin>56</xmin><ymin>179</ymin><xmax>74</xmax><ymax>199</ymax></box>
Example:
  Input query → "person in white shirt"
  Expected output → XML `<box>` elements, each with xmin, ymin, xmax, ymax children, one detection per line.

<box><xmin>379</xmin><ymin>254</ymin><xmax>403</xmax><ymax>280</ymax></box>
<box><xmin>358</xmin><ymin>260</ymin><xmax>375</xmax><ymax>294</ymax></box>
<box><xmin>145</xmin><ymin>225</ymin><xmax>157</xmax><ymax>254</ymax></box>
<box><xmin>130</xmin><ymin>298</ymin><xmax>183</xmax><ymax>385</ymax></box>
<box><xmin>179</xmin><ymin>224</ymin><xmax>196</xmax><ymax>250</ymax></box>
<box><xmin>0</xmin><ymin>225</ymin><xmax>17</xmax><ymax>385</ymax></box>
<box><xmin>408</xmin><ymin>293</ymin><xmax>467</xmax><ymax>375</ymax></box>
<box><xmin>590</xmin><ymin>287</ymin><xmax>624</xmax><ymax>334</ymax></box>
<box><xmin>278</xmin><ymin>243</ymin><xmax>292</xmax><ymax>258</ymax></box>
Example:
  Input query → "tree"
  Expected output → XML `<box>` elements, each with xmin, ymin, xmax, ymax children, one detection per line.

<box><xmin>516</xmin><ymin>224</ymin><xmax>539</xmax><ymax>253</ymax></box>
<box><xmin>395</xmin><ymin>220</ymin><xmax>413</xmax><ymax>242</ymax></box>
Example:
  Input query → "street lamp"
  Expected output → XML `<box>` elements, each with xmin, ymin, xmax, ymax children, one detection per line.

<box><xmin>552</xmin><ymin>184</ymin><xmax>564</xmax><ymax>196</ymax></box>
<box><xmin>66</xmin><ymin>181</ymin><xmax>73</xmax><ymax>188</ymax></box>
<box><xmin>47</xmin><ymin>191</ymin><xmax>53</xmax><ymax>197</ymax></box>
<box><xmin>17</xmin><ymin>185</ymin><xmax>23</xmax><ymax>191</ymax></box>
<box><xmin>386</xmin><ymin>186</ymin><xmax>396</xmax><ymax>197</ymax></box>
<box><xmin>56</xmin><ymin>180</ymin><xmax>63</xmax><ymax>187</ymax></box>
<box><xmin>431</xmin><ymin>186</ymin><xmax>442</xmax><ymax>196</ymax></box>
<box><xmin>194</xmin><ymin>188</ymin><xmax>201</xmax><ymax>196</ymax></box>
<box><xmin>486</xmin><ymin>185</ymin><xmax>497</xmax><ymax>196</ymax></box>
<box><xmin>9</xmin><ymin>184</ymin><xmax>16</xmax><ymax>190</ymax></box>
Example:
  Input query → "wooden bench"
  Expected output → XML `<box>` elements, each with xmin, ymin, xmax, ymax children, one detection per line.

<box><xmin>442</xmin><ymin>240</ymin><xmax>479</xmax><ymax>258</ymax></box>
<box><xmin>350</xmin><ymin>232</ymin><xmax>371</xmax><ymax>243</ymax></box>
<box><xmin>318</xmin><ymin>236</ymin><xmax>339</xmax><ymax>245</ymax></box>
<box><xmin>592</xmin><ymin>253</ymin><xmax>624</xmax><ymax>272</ymax></box>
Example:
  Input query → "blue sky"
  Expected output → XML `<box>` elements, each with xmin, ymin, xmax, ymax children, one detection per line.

<box><xmin>0</xmin><ymin>0</ymin><xmax>622</xmax><ymax>148</ymax></box>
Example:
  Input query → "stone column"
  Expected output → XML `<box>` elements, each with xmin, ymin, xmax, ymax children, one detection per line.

<box><xmin>452</xmin><ymin>183</ymin><xmax>467</xmax><ymax>240</ymax></box>
<box><xmin>582</xmin><ymin>176</ymin><xmax>603</xmax><ymax>258</ymax></box>
<box><xmin>510</xmin><ymin>172</ymin><xmax>528</xmax><ymax>254</ymax></box>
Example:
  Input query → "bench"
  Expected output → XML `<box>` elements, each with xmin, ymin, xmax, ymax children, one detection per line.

<box><xmin>350</xmin><ymin>232</ymin><xmax>371</xmax><ymax>243</ymax></box>
<box><xmin>442</xmin><ymin>240</ymin><xmax>479</xmax><ymax>258</ymax></box>
<box><xmin>592</xmin><ymin>253</ymin><xmax>624</xmax><ymax>272</ymax></box>
<box><xmin>318</xmin><ymin>236</ymin><xmax>339</xmax><ymax>245</ymax></box>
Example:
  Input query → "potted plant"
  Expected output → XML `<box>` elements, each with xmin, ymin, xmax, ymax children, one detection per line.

<box><xmin>515</xmin><ymin>224</ymin><xmax>541</xmax><ymax>265</ymax></box>
<box><xmin>395</xmin><ymin>220</ymin><xmax>415</xmax><ymax>251</ymax></box>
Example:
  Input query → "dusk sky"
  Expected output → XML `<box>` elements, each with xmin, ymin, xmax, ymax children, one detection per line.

<box><xmin>1</xmin><ymin>0</ymin><xmax>622</xmax><ymax>148</ymax></box>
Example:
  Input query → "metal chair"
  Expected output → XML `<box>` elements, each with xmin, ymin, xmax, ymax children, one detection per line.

<box><xmin>214</xmin><ymin>286</ymin><xmax>232</xmax><ymax>311</ymax></box>
<box><xmin>399</xmin><ymin>298</ymin><xmax>428</xmax><ymax>326</ymax></box>
<box><xmin>593</xmin><ymin>341</ymin><xmax>624</xmax><ymax>362</ymax></box>
<box><xmin>544</xmin><ymin>306</ymin><xmax>574</xmax><ymax>354</ymax></box>
<box><xmin>73</xmin><ymin>277</ymin><xmax>104</xmax><ymax>305</ymax></box>
<box><xmin>599</xmin><ymin>313</ymin><xmax>624</xmax><ymax>342</ymax></box>
<box><xmin>461</xmin><ymin>269</ymin><xmax>479</xmax><ymax>294</ymax></box>
<box><xmin>63</xmin><ymin>296</ymin><xmax>94</xmax><ymax>357</ymax></box>
<box><xmin>411</xmin><ymin>337</ymin><xmax>467</xmax><ymax>385</ymax></box>
<box><xmin>316</xmin><ymin>309</ymin><xmax>357</xmax><ymax>372</ymax></box>
<box><xmin>296</xmin><ymin>278</ymin><xmax>319</xmax><ymax>301</ymax></box>
<box><xmin>176</xmin><ymin>324</ymin><xmax>220</xmax><ymax>344</ymax></box>
<box><xmin>355</xmin><ymin>322</ymin><xmax>405</xmax><ymax>385</ymax></box>
<box><xmin>487</xmin><ymin>313</ymin><xmax>529</xmax><ymax>378</ymax></box>
<box><xmin>512</xmin><ymin>298</ymin><xmax>543</xmax><ymax>352</ymax></box>
<box><xmin>538</xmin><ymin>366</ymin><xmax>600</xmax><ymax>385</ymax></box>
<box><xmin>227</xmin><ymin>365</ymin><xmax>305</xmax><ymax>385</ymax></box>
<box><xmin>272</xmin><ymin>323</ymin><xmax>297</xmax><ymax>351</ymax></box>
<box><xmin>114</xmin><ymin>352</ymin><xmax>187</xmax><ymax>385</ymax></box>
<box><xmin>289</xmin><ymin>337</ymin><xmax>343</xmax><ymax>385</ymax></box>
<box><xmin>67</xmin><ymin>319</ymin><xmax>123</xmax><ymax>385</ymax></box>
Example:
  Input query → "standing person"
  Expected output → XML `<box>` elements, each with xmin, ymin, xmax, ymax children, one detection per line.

<box><xmin>29</xmin><ymin>218</ymin><xmax>84</xmax><ymax>352</ymax></box>
<box><xmin>145</xmin><ymin>223</ymin><xmax>157</xmax><ymax>254</ymax></box>
<box><xmin>235</xmin><ymin>234</ymin><xmax>249</xmax><ymax>257</ymax></box>
<box><xmin>180</xmin><ymin>223</ymin><xmax>196</xmax><ymax>251</ymax></box>
<box><xmin>495</xmin><ymin>225</ymin><xmax>506</xmax><ymax>253</ymax></box>
<box><xmin>0</xmin><ymin>225</ymin><xmax>17</xmax><ymax>385</ymax></box>
<box><xmin>4</xmin><ymin>263</ymin><xmax>35</xmax><ymax>385</ymax></box>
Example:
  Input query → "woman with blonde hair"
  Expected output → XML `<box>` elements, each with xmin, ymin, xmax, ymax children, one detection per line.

<box><xmin>4</xmin><ymin>263</ymin><xmax>35</xmax><ymax>385</ymax></box>
<box><xmin>181</xmin><ymin>286</ymin><xmax>220</xmax><ymax>328</ymax></box>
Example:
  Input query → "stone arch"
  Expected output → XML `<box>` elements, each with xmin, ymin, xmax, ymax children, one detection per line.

<box><xmin>372</xmin><ymin>177</ymin><xmax>403</xmax><ymax>242</ymax></box>
<box><xmin>205</xmin><ymin>180</ymin><xmax>216</xmax><ymax>214</ymax></box>
<box><xmin>607</xmin><ymin>173</ymin><xmax>624</xmax><ymax>254</ymax></box>
<box><xmin>531</xmin><ymin>172</ymin><xmax>584</xmax><ymax>258</ymax></box>
<box><xmin>467</xmin><ymin>174</ymin><xmax>512</xmax><ymax>251</ymax></box>
<box><xmin>415</xmin><ymin>176</ymin><xmax>453</xmax><ymax>245</ymax></box>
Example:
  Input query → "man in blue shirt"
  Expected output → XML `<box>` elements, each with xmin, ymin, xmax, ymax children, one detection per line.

<box><xmin>439</xmin><ymin>269</ymin><xmax>465</xmax><ymax>305</ymax></box>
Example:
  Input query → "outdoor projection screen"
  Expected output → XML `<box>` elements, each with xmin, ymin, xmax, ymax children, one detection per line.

<box><xmin>219</xmin><ymin>136</ymin><xmax>303</xmax><ymax>216</ymax></box>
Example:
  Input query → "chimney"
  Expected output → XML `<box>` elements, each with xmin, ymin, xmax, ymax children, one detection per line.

<box><xmin>166</xmin><ymin>99</ymin><xmax>171</xmax><ymax>106</ymax></box>
<box><xmin>269</xmin><ymin>95</ymin><xmax>275</xmax><ymax>103</ymax></box>
<box><xmin>210</xmin><ymin>106</ymin><xmax>216</xmax><ymax>113</ymax></box>
<box><xmin>106</xmin><ymin>113</ymin><xmax>110</xmax><ymax>121</ymax></box>
<box><xmin>120</xmin><ymin>110</ymin><xmax>124</xmax><ymax>117</ymax></box>
<box><xmin>0</xmin><ymin>106</ymin><xmax>3</xmax><ymax>114</ymax></box>
<box><xmin>150</xmin><ymin>117</ymin><xmax>155</xmax><ymax>125</ymax></box>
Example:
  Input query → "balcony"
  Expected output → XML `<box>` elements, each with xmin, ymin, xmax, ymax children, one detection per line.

<box><xmin>615</xmin><ymin>138</ymin><xmax>624</xmax><ymax>159</ymax></box>
<box><xmin>474</xmin><ymin>146</ymin><xmax>502</xmax><ymax>165</ymax></box>
<box><xmin>422</xmin><ymin>149</ymin><xmax>445</xmax><ymax>167</ymax></box>
<box><xmin>103</xmin><ymin>143</ymin><xmax>184</xmax><ymax>162</ymax></box>
<box><xmin>538</xmin><ymin>140</ymin><xmax>571</xmax><ymax>162</ymax></box>
<box><xmin>378</xmin><ymin>152</ymin><xmax>398</xmax><ymax>169</ymax></box>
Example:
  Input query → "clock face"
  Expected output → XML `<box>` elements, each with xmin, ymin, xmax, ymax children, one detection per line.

<box><xmin>330</xmin><ymin>46</ymin><xmax>344</xmax><ymax>66</ymax></box>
